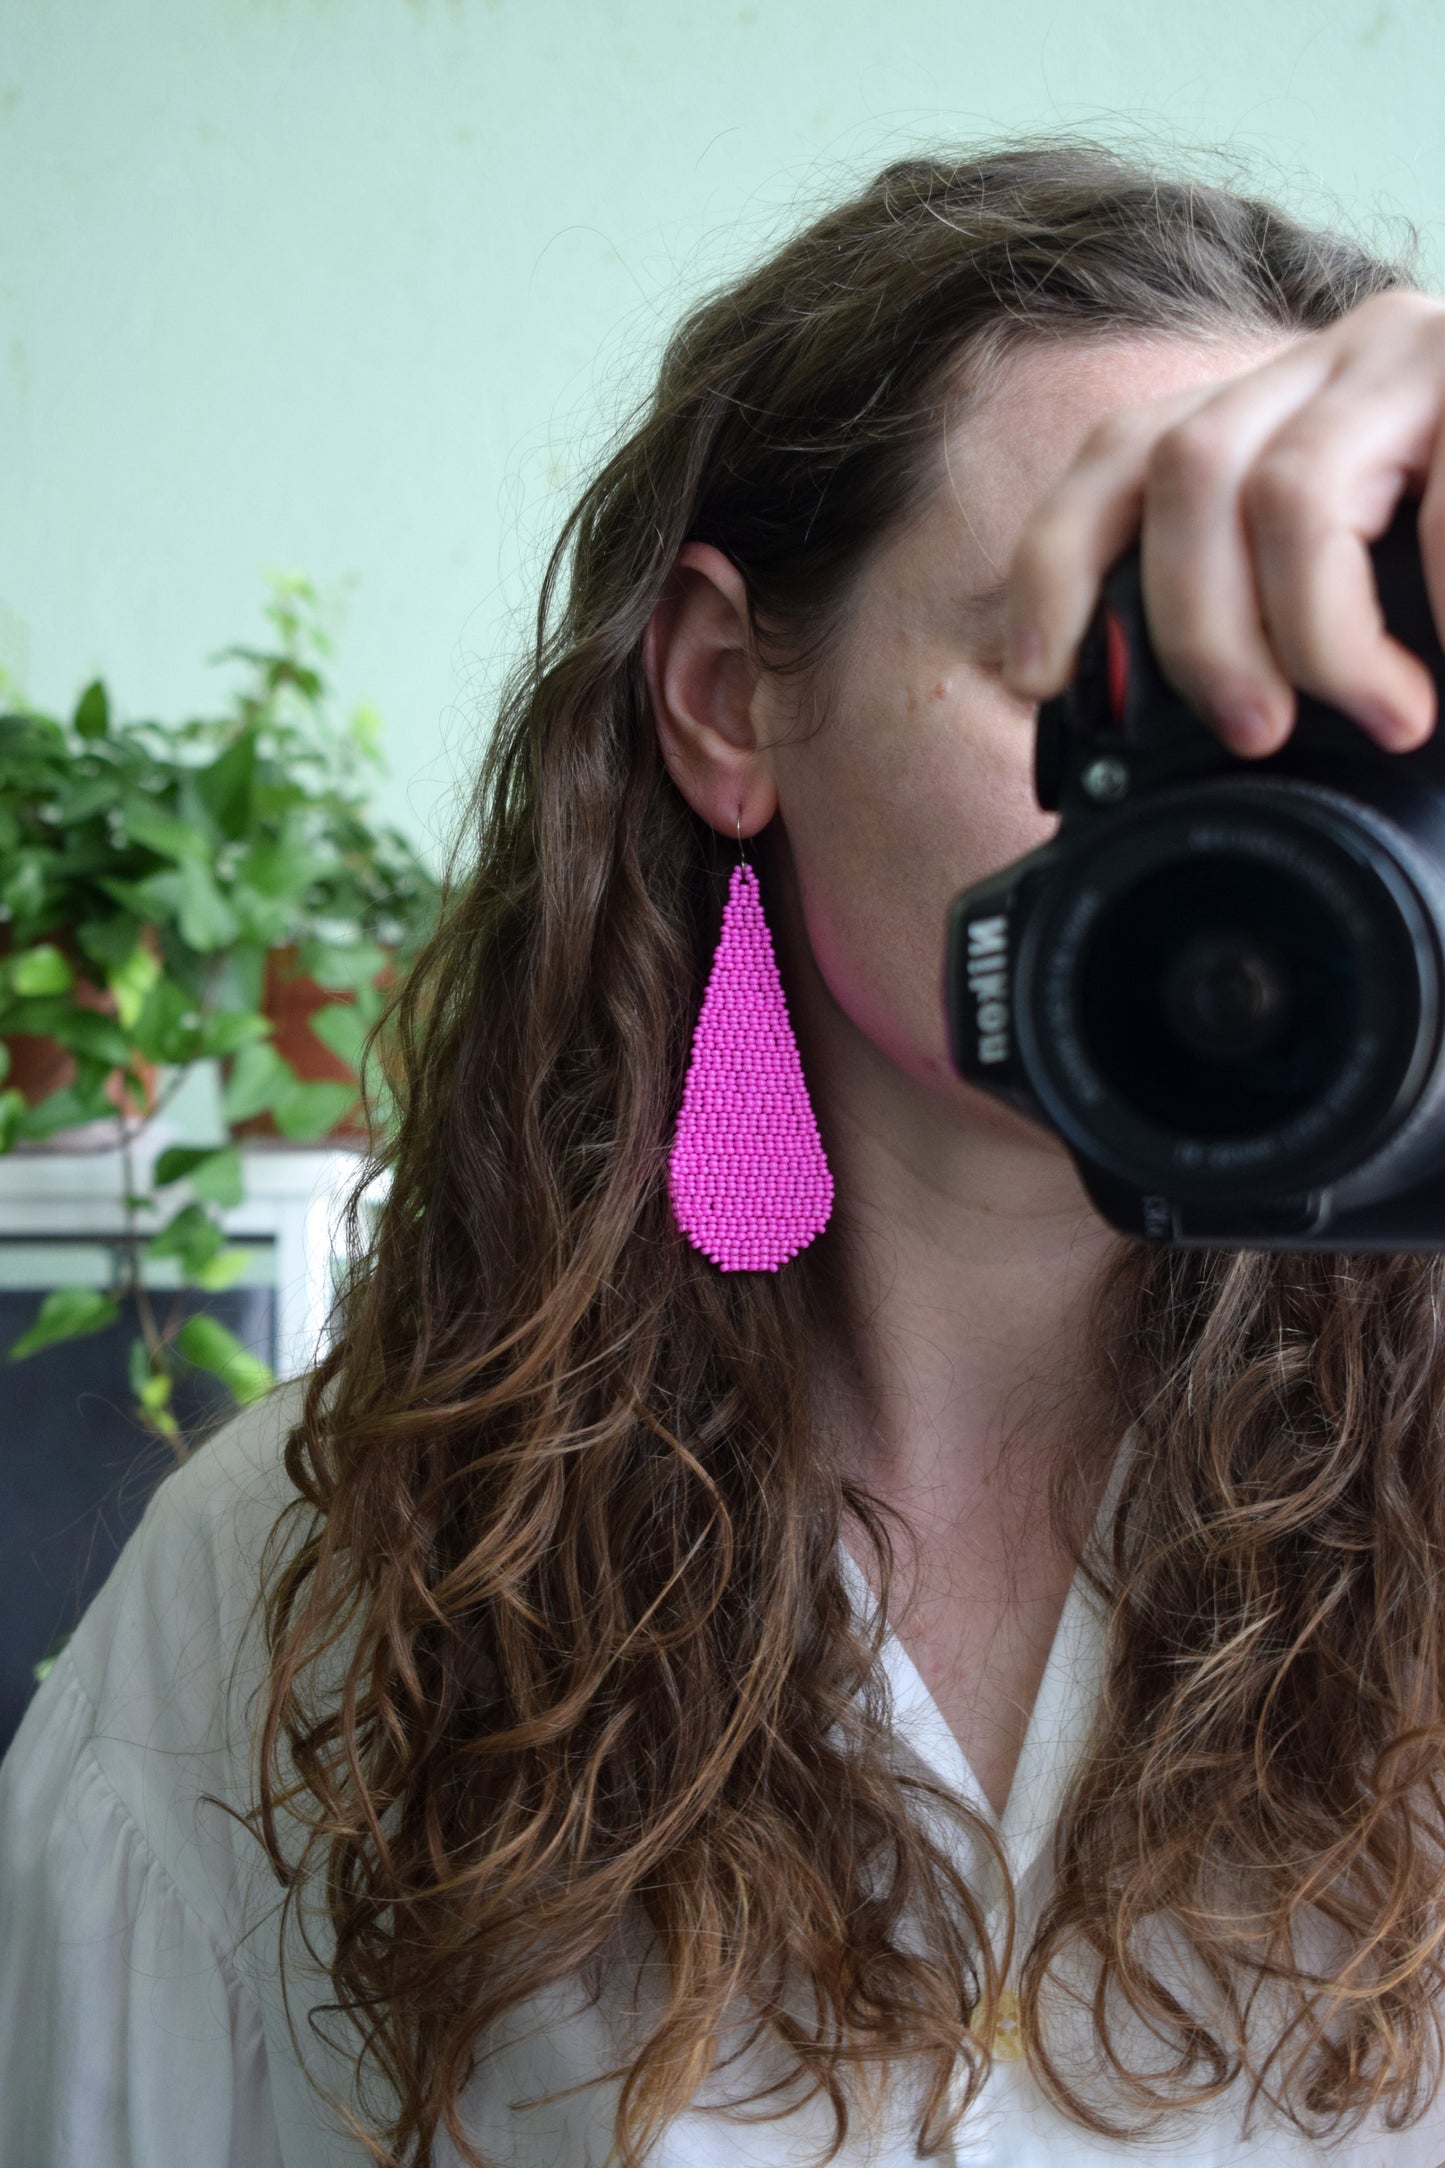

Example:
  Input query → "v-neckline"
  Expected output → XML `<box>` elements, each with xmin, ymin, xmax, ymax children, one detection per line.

<box><xmin>836</xmin><ymin>1424</ymin><xmax>1133</xmax><ymax>1919</ymax></box>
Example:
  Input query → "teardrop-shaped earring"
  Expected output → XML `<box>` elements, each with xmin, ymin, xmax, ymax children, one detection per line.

<box><xmin>667</xmin><ymin>814</ymin><xmax>834</xmax><ymax>1272</ymax></box>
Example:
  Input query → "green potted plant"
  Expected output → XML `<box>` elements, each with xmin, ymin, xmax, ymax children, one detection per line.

<box><xmin>0</xmin><ymin>573</ymin><xmax>443</xmax><ymax>1447</ymax></box>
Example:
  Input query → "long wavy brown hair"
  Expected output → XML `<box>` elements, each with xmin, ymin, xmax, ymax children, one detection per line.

<box><xmin>216</xmin><ymin>138</ymin><xmax>1445</xmax><ymax>2164</ymax></box>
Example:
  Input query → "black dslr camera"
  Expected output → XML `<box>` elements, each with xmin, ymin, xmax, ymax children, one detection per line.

<box><xmin>944</xmin><ymin>498</ymin><xmax>1445</xmax><ymax>1250</ymax></box>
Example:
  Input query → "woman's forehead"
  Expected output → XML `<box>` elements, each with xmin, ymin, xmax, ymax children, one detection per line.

<box><xmin>907</xmin><ymin>330</ymin><xmax>1292</xmax><ymax>575</ymax></box>
<box><xmin>951</xmin><ymin>330</ymin><xmax>1279</xmax><ymax>468</ymax></box>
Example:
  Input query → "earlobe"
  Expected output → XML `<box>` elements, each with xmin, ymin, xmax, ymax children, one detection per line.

<box><xmin>644</xmin><ymin>542</ymin><xmax>778</xmax><ymax>839</ymax></box>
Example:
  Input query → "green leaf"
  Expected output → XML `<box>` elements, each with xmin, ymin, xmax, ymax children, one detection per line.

<box><xmin>220</xmin><ymin>1040</ymin><xmax>289</xmax><ymax>1123</ymax></box>
<box><xmin>73</xmin><ymin>680</ymin><xmax>110</xmax><ymax>739</ymax></box>
<box><xmin>2</xmin><ymin>854</ymin><xmax>48</xmax><ymax>926</ymax></box>
<box><xmin>173</xmin><ymin>859</ymin><xmax>240</xmax><ymax>951</ymax></box>
<box><xmin>0</xmin><ymin>1086</ymin><xmax>25</xmax><ymax>1153</ymax></box>
<box><xmin>138</xmin><ymin>1369</ymin><xmax>175</xmax><ymax>1412</ymax></box>
<box><xmin>0</xmin><ymin>997</ymin><xmax>132</xmax><ymax>1068</ymax></box>
<box><xmin>188</xmin><ymin>1246</ymin><xmax>251</xmax><ymax>1292</ymax></box>
<box><xmin>193</xmin><ymin>734</ymin><xmax>257</xmax><ymax>840</ymax></box>
<box><xmin>127</xmin><ymin>975</ymin><xmax>195</xmax><ymax>1063</ymax></box>
<box><xmin>210</xmin><ymin>945</ymin><xmax>266</xmax><ymax>1016</ymax></box>
<box><xmin>94</xmin><ymin>875</ymin><xmax>159</xmax><ymax>918</ymax></box>
<box><xmin>58</xmin><ymin>774</ymin><xmax>127</xmax><ymax>824</ymax></box>
<box><xmin>120</xmin><ymin>795</ymin><xmax>210</xmax><ymax>863</ymax></box>
<box><xmin>128</xmin><ymin>1339</ymin><xmax>176</xmax><ymax>1414</ymax></box>
<box><xmin>0</xmin><ymin>711</ymin><xmax>65</xmax><ymax>755</ymax></box>
<box><xmin>296</xmin><ymin>939</ymin><xmax>388</xmax><ymax>992</ymax></box>
<box><xmin>9</xmin><ymin>1286</ymin><xmax>119</xmax><ymax>1360</ymax></box>
<box><xmin>227</xmin><ymin>882</ymin><xmax>298</xmax><ymax>949</ymax></box>
<box><xmin>145</xmin><ymin>1202</ymin><xmax>225</xmax><ymax>1275</ymax></box>
<box><xmin>132</xmin><ymin>863</ymin><xmax>239</xmax><ymax>952</ymax></box>
<box><xmin>195</xmin><ymin>1008</ymin><xmax>272</xmax><ymax>1059</ymax></box>
<box><xmin>7</xmin><ymin>944</ymin><xmax>74</xmax><ymax>998</ymax></box>
<box><xmin>153</xmin><ymin>1143</ymin><xmax>217</xmax><ymax>1185</ymax></box>
<box><xmin>10</xmin><ymin>1081</ymin><xmax>107</xmax><ymax>1142</ymax></box>
<box><xmin>106</xmin><ymin>942</ymin><xmax>162</xmax><ymax>1031</ymax></box>
<box><xmin>173</xmin><ymin>1314</ymin><xmax>274</xmax><ymax>1405</ymax></box>
<box><xmin>353</xmin><ymin>979</ymin><xmax>388</xmax><ymax>1030</ymax></box>
<box><xmin>189</xmin><ymin>1146</ymin><xmax>244</xmax><ymax>1207</ymax></box>
<box><xmin>237</xmin><ymin>833</ymin><xmax>315</xmax><ymax>901</ymax></box>
<box><xmin>138</xmin><ymin>1370</ymin><xmax>172</xmax><ymax>1413</ymax></box>
<box><xmin>271</xmin><ymin>1078</ymin><xmax>359</xmax><ymax>1143</ymax></box>
<box><xmin>74</xmin><ymin>915</ymin><xmax>147</xmax><ymax>972</ymax></box>
<box><xmin>153</xmin><ymin>1143</ymin><xmax>243</xmax><ymax>1208</ymax></box>
<box><xmin>347</xmin><ymin>702</ymin><xmax>386</xmax><ymax>765</ymax></box>
<box><xmin>127</xmin><ymin>1336</ymin><xmax>153</xmax><ymax>1398</ymax></box>
<box><xmin>306</xmin><ymin>1001</ymin><xmax>366</xmax><ymax>1071</ymax></box>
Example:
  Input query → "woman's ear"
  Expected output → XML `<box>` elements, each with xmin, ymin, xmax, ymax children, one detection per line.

<box><xmin>643</xmin><ymin>541</ymin><xmax>779</xmax><ymax>839</ymax></box>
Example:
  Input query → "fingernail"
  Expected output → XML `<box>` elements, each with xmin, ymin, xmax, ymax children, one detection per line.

<box><xmin>1364</xmin><ymin>702</ymin><xmax>1431</xmax><ymax>751</ymax></box>
<box><xmin>1006</xmin><ymin>626</ymin><xmax>1045</xmax><ymax>683</ymax></box>
<box><xmin>1220</xmin><ymin>705</ymin><xmax>1280</xmax><ymax>756</ymax></box>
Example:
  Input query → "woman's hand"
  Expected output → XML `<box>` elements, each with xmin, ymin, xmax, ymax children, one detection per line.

<box><xmin>1000</xmin><ymin>290</ymin><xmax>1445</xmax><ymax>758</ymax></box>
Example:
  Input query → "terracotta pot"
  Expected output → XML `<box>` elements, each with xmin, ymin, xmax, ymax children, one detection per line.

<box><xmin>0</xmin><ymin>925</ymin><xmax>158</xmax><ymax>1123</ymax></box>
<box><xmin>229</xmin><ymin>943</ymin><xmax>393</xmax><ymax>1147</ymax></box>
<box><xmin>1</xmin><ymin>1022</ymin><xmax>73</xmax><ymax>1106</ymax></box>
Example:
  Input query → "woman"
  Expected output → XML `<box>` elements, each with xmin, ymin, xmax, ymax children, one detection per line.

<box><xmin>5</xmin><ymin>138</ymin><xmax>1445</xmax><ymax>2167</ymax></box>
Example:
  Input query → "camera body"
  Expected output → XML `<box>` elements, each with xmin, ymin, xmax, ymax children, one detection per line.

<box><xmin>944</xmin><ymin>499</ymin><xmax>1445</xmax><ymax>1249</ymax></box>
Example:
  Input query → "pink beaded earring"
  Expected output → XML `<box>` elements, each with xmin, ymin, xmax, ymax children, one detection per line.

<box><xmin>667</xmin><ymin>814</ymin><xmax>834</xmax><ymax>1272</ymax></box>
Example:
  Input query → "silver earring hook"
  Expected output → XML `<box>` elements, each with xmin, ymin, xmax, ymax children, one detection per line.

<box><xmin>736</xmin><ymin>808</ymin><xmax>750</xmax><ymax>868</ymax></box>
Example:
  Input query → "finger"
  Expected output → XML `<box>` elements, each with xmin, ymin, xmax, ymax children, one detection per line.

<box><xmin>1001</xmin><ymin>406</ymin><xmax>1166</xmax><ymax>698</ymax></box>
<box><xmin>1140</xmin><ymin>505</ymin><xmax>1295</xmax><ymax>757</ymax></box>
<box><xmin>1253</xmin><ymin>523</ymin><xmax>1437</xmax><ymax>748</ymax></box>
<box><xmin>1138</xmin><ymin>416</ymin><xmax>1301</xmax><ymax>758</ymax></box>
<box><xmin>1415</xmin><ymin>454</ymin><xmax>1445</xmax><ymax>685</ymax></box>
<box><xmin>1244</xmin><ymin>386</ymin><xmax>1441</xmax><ymax>746</ymax></box>
<box><xmin>1123</xmin><ymin>352</ymin><xmax>1346</xmax><ymax>756</ymax></box>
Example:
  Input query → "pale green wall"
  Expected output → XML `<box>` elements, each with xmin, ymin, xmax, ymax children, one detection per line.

<box><xmin>3</xmin><ymin>0</ymin><xmax>1443</xmax><ymax>867</ymax></box>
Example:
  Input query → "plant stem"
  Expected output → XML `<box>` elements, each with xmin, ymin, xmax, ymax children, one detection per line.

<box><xmin>117</xmin><ymin>1125</ymin><xmax>187</xmax><ymax>1462</ymax></box>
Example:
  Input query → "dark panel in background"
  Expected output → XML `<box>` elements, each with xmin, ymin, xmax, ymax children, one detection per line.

<box><xmin>0</xmin><ymin>1284</ymin><xmax>276</xmax><ymax>1758</ymax></box>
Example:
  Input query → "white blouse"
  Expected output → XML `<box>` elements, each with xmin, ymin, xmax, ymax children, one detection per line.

<box><xmin>2</xmin><ymin>1378</ymin><xmax>1444</xmax><ymax>2167</ymax></box>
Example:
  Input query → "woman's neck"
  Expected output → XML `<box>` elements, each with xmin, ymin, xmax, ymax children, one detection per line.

<box><xmin>806</xmin><ymin>1020</ymin><xmax>1122</xmax><ymax>1520</ymax></box>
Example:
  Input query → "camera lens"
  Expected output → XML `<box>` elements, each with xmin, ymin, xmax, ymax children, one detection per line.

<box><xmin>1080</xmin><ymin>856</ymin><xmax>1356</xmax><ymax>1140</ymax></box>
<box><xmin>1162</xmin><ymin>932</ymin><xmax>1287</xmax><ymax>1058</ymax></box>
<box><xmin>1011</xmin><ymin>780</ymin><xmax>1443</xmax><ymax>1201</ymax></box>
